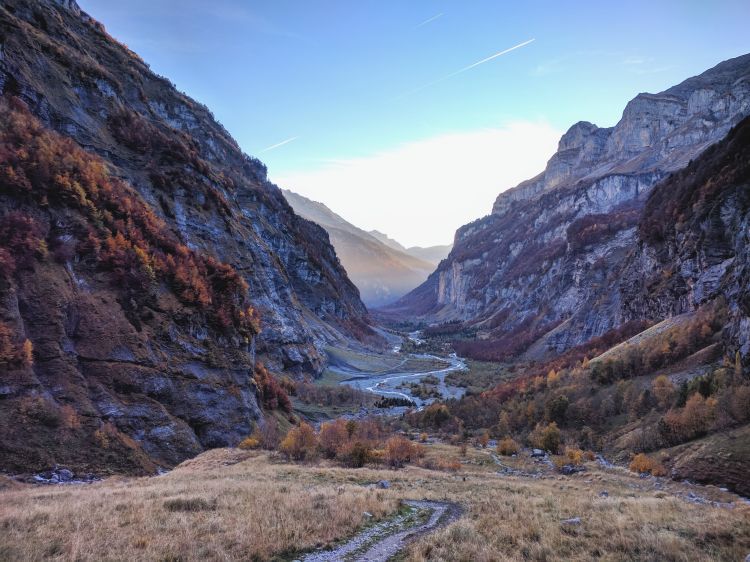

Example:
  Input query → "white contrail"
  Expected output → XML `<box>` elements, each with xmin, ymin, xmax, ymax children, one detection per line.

<box><xmin>416</xmin><ymin>13</ymin><xmax>444</xmax><ymax>28</ymax></box>
<box><xmin>452</xmin><ymin>38</ymin><xmax>535</xmax><ymax>75</ymax></box>
<box><xmin>258</xmin><ymin>136</ymin><xmax>299</xmax><ymax>153</ymax></box>
<box><xmin>396</xmin><ymin>38</ymin><xmax>535</xmax><ymax>98</ymax></box>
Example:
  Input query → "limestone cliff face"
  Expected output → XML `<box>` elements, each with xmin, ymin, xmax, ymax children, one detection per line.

<box><xmin>0</xmin><ymin>0</ymin><xmax>377</xmax><ymax>474</ymax></box>
<box><xmin>393</xmin><ymin>54</ymin><xmax>750</xmax><ymax>359</ymax></box>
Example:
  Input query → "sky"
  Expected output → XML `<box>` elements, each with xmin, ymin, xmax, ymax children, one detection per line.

<box><xmin>78</xmin><ymin>1</ymin><xmax>749</xmax><ymax>247</ymax></box>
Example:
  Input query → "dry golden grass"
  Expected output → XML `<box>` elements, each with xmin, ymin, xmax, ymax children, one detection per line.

<box><xmin>1</xmin><ymin>445</ymin><xmax>748</xmax><ymax>561</ymax></box>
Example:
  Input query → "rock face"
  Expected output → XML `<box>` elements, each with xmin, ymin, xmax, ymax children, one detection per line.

<box><xmin>391</xmin><ymin>53</ymin><xmax>750</xmax><ymax>360</ymax></box>
<box><xmin>282</xmin><ymin>189</ymin><xmax>441</xmax><ymax>308</ymax></box>
<box><xmin>0</xmin><ymin>0</ymin><xmax>377</xmax><ymax>474</ymax></box>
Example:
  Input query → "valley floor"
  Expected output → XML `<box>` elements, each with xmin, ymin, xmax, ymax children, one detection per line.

<box><xmin>2</xmin><ymin>444</ymin><xmax>749</xmax><ymax>561</ymax></box>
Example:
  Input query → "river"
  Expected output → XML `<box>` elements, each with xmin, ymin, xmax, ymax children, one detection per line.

<box><xmin>338</xmin><ymin>330</ymin><xmax>468</xmax><ymax>408</ymax></box>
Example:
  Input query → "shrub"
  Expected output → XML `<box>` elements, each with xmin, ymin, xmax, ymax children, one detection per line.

<box><xmin>384</xmin><ymin>435</ymin><xmax>418</xmax><ymax>468</ymax></box>
<box><xmin>253</xmin><ymin>363</ymin><xmax>292</xmax><ymax>413</ymax></box>
<box><xmin>496</xmin><ymin>437</ymin><xmax>520</xmax><ymax>456</ymax></box>
<box><xmin>530</xmin><ymin>422</ymin><xmax>561</xmax><ymax>454</ymax></box>
<box><xmin>477</xmin><ymin>431</ymin><xmax>490</xmax><ymax>449</ymax></box>
<box><xmin>629</xmin><ymin>453</ymin><xmax>667</xmax><ymax>476</ymax></box>
<box><xmin>18</xmin><ymin>396</ymin><xmax>60</xmax><ymax>427</ymax></box>
<box><xmin>279</xmin><ymin>422</ymin><xmax>318</xmax><ymax>461</ymax></box>
<box><xmin>319</xmin><ymin>419</ymin><xmax>349</xmax><ymax>459</ymax></box>
<box><xmin>564</xmin><ymin>447</ymin><xmax>584</xmax><ymax>466</ymax></box>
<box><xmin>652</xmin><ymin>375</ymin><xmax>676</xmax><ymax>410</ymax></box>
<box><xmin>337</xmin><ymin>440</ymin><xmax>373</xmax><ymax>468</ymax></box>
<box><xmin>60</xmin><ymin>405</ymin><xmax>81</xmax><ymax>430</ymax></box>
<box><xmin>238</xmin><ymin>436</ymin><xmax>261</xmax><ymax>450</ymax></box>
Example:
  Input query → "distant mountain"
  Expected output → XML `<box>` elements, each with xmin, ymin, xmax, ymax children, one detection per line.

<box><xmin>282</xmin><ymin>190</ymin><xmax>441</xmax><ymax>307</ymax></box>
<box><xmin>368</xmin><ymin>231</ymin><xmax>451</xmax><ymax>267</ymax></box>
<box><xmin>391</xmin><ymin>53</ymin><xmax>750</xmax><ymax>361</ymax></box>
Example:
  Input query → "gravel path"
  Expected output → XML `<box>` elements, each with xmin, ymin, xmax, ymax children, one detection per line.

<box><xmin>300</xmin><ymin>500</ymin><xmax>461</xmax><ymax>562</ymax></box>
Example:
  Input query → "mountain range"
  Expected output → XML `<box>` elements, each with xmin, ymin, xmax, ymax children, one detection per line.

<box><xmin>282</xmin><ymin>189</ymin><xmax>451</xmax><ymax>308</ymax></box>
<box><xmin>390</xmin><ymin>53</ymin><xmax>750</xmax><ymax>362</ymax></box>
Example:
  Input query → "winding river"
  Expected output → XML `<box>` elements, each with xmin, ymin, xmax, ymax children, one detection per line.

<box><xmin>339</xmin><ymin>351</ymin><xmax>467</xmax><ymax>408</ymax></box>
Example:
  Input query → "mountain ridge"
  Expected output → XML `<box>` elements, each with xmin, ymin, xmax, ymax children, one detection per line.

<box><xmin>391</xmin><ymin>52</ymin><xmax>750</xmax><ymax>362</ymax></box>
<box><xmin>282</xmin><ymin>189</ymin><xmax>445</xmax><ymax>307</ymax></box>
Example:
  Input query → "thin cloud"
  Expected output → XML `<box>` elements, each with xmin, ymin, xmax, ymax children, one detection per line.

<box><xmin>416</xmin><ymin>13</ymin><xmax>444</xmax><ymax>28</ymax></box>
<box><xmin>259</xmin><ymin>136</ymin><xmax>300</xmax><ymax>153</ymax></box>
<box><xmin>397</xmin><ymin>38</ymin><xmax>535</xmax><ymax>98</ymax></box>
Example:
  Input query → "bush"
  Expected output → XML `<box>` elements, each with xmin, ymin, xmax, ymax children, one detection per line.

<box><xmin>384</xmin><ymin>435</ymin><xmax>418</xmax><ymax>468</ymax></box>
<box><xmin>238</xmin><ymin>436</ymin><xmax>260</xmax><ymax>450</ymax></box>
<box><xmin>629</xmin><ymin>453</ymin><xmax>667</xmax><ymax>476</ymax></box>
<box><xmin>564</xmin><ymin>447</ymin><xmax>584</xmax><ymax>466</ymax></box>
<box><xmin>319</xmin><ymin>419</ymin><xmax>348</xmax><ymax>459</ymax></box>
<box><xmin>337</xmin><ymin>440</ymin><xmax>373</xmax><ymax>468</ymax></box>
<box><xmin>18</xmin><ymin>396</ymin><xmax>60</xmax><ymax>427</ymax></box>
<box><xmin>530</xmin><ymin>422</ymin><xmax>562</xmax><ymax>454</ymax></box>
<box><xmin>254</xmin><ymin>363</ymin><xmax>292</xmax><ymax>413</ymax></box>
<box><xmin>279</xmin><ymin>422</ymin><xmax>318</xmax><ymax>461</ymax></box>
<box><xmin>496</xmin><ymin>437</ymin><xmax>520</xmax><ymax>456</ymax></box>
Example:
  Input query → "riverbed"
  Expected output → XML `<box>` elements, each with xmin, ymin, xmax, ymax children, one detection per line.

<box><xmin>339</xmin><ymin>352</ymin><xmax>467</xmax><ymax>407</ymax></box>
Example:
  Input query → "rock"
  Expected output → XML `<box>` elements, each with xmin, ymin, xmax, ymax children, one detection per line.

<box><xmin>377</xmin><ymin>480</ymin><xmax>390</xmax><ymax>489</ymax></box>
<box><xmin>531</xmin><ymin>449</ymin><xmax>546</xmax><ymax>458</ymax></box>
<box><xmin>559</xmin><ymin>465</ymin><xmax>586</xmax><ymax>475</ymax></box>
<box><xmin>363</xmin><ymin>512</ymin><xmax>373</xmax><ymax>518</ymax></box>
<box><xmin>56</xmin><ymin>468</ymin><xmax>74</xmax><ymax>482</ymax></box>
<box><xmin>599</xmin><ymin>490</ymin><xmax>609</xmax><ymax>498</ymax></box>
<box><xmin>561</xmin><ymin>517</ymin><xmax>582</xmax><ymax>526</ymax></box>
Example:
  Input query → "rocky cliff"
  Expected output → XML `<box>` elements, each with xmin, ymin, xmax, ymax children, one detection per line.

<box><xmin>0</xmin><ymin>0</ymin><xmax>377</xmax><ymax>474</ymax></box>
<box><xmin>391</xmin><ymin>54</ymin><xmax>750</xmax><ymax>360</ymax></box>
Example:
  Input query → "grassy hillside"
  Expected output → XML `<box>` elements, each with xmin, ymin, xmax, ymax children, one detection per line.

<box><xmin>1</xmin><ymin>446</ymin><xmax>748</xmax><ymax>561</ymax></box>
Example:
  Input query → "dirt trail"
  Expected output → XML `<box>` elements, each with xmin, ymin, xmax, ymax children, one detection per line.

<box><xmin>300</xmin><ymin>500</ymin><xmax>461</xmax><ymax>562</ymax></box>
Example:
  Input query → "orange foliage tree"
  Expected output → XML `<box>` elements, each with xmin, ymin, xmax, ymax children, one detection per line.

<box><xmin>279</xmin><ymin>422</ymin><xmax>318</xmax><ymax>461</ymax></box>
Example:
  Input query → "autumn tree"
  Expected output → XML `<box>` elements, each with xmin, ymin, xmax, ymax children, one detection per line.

<box><xmin>279</xmin><ymin>422</ymin><xmax>318</xmax><ymax>461</ymax></box>
<box><xmin>384</xmin><ymin>435</ymin><xmax>418</xmax><ymax>468</ymax></box>
<box><xmin>497</xmin><ymin>437</ymin><xmax>520</xmax><ymax>456</ymax></box>
<box><xmin>319</xmin><ymin>418</ymin><xmax>348</xmax><ymax>459</ymax></box>
<box><xmin>652</xmin><ymin>375</ymin><xmax>675</xmax><ymax>410</ymax></box>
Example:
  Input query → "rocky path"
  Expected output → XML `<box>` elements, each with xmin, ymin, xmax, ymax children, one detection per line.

<box><xmin>299</xmin><ymin>500</ymin><xmax>461</xmax><ymax>562</ymax></box>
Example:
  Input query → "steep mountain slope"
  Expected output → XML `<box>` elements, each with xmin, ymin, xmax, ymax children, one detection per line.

<box><xmin>0</xmin><ymin>0</ymin><xmax>378</xmax><ymax>474</ymax></box>
<box><xmin>392</xmin><ymin>53</ymin><xmax>750</xmax><ymax>361</ymax></box>
<box><xmin>624</xmin><ymin>113</ymin><xmax>750</xmax><ymax>357</ymax></box>
<box><xmin>408</xmin><ymin>119</ymin><xmax>750</xmax><ymax>493</ymax></box>
<box><xmin>368</xmin><ymin>230</ymin><xmax>452</xmax><ymax>266</ymax></box>
<box><xmin>282</xmin><ymin>190</ymin><xmax>436</xmax><ymax>307</ymax></box>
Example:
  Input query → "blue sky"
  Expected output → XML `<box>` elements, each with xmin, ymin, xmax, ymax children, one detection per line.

<box><xmin>78</xmin><ymin>0</ymin><xmax>749</xmax><ymax>246</ymax></box>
